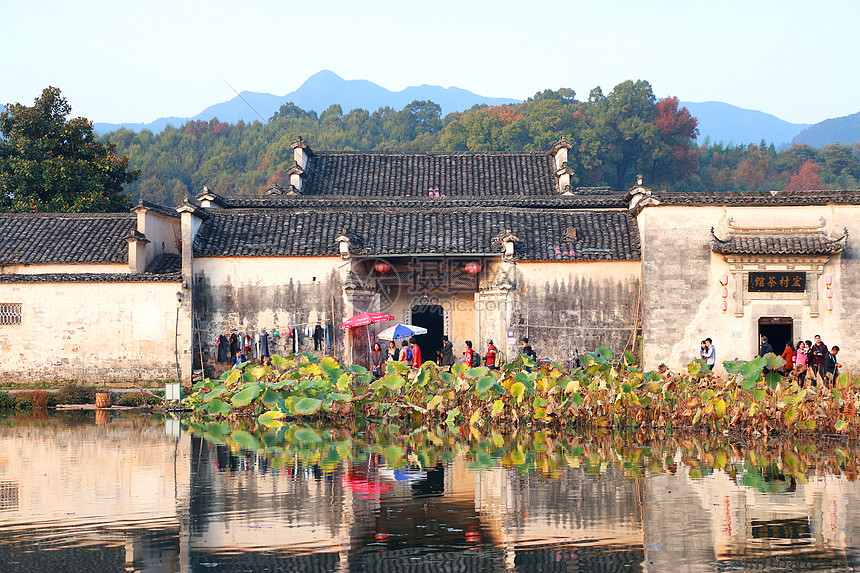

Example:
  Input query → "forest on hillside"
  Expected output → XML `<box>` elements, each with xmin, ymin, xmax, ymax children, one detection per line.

<box><xmin>99</xmin><ymin>80</ymin><xmax>860</xmax><ymax>206</ymax></box>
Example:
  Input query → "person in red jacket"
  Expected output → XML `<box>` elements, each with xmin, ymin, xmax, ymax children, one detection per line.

<box><xmin>410</xmin><ymin>338</ymin><xmax>422</xmax><ymax>368</ymax></box>
<box><xmin>485</xmin><ymin>339</ymin><xmax>498</xmax><ymax>370</ymax></box>
<box><xmin>464</xmin><ymin>340</ymin><xmax>475</xmax><ymax>366</ymax></box>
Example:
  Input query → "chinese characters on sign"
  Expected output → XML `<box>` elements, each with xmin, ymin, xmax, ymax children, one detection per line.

<box><xmin>748</xmin><ymin>272</ymin><xmax>806</xmax><ymax>293</ymax></box>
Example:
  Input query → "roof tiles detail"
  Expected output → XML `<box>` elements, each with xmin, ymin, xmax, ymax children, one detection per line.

<box><xmin>301</xmin><ymin>152</ymin><xmax>558</xmax><ymax>196</ymax></box>
<box><xmin>655</xmin><ymin>189</ymin><xmax>860</xmax><ymax>206</ymax></box>
<box><xmin>712</xmin><ymin>233</ymin><xmax>846</xmax><ymax>255</ymax></box>
<box><xmin>193</xmin><ymin>209</ymin><xmax>640</xmax><ymax>261</ymax></box>
<box><xmin>0</xmin><ymin>213</ymin><xmax>135</xmax><ymax>264</ymax></box>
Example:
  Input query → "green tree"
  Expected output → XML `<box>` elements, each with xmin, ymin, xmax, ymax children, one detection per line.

<box><xmin>0</xmin><ymin>87</ymin><xmax>139</xmax><ymax>212</ymax></box>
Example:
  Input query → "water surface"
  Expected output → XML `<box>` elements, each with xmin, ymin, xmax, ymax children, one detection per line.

<box><xmin>1</xmin><ymin>412</ymin><xmax>859</xmax><ymax>572</ymax></box>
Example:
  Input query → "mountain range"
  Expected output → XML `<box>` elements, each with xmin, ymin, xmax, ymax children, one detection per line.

<box><xmin>94</xmin><ymin>70</ymin><xmax>860</xmax><ymax>148</ymax></box>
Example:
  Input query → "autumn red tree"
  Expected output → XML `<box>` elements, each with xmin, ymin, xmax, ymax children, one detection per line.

<box><xmin>783</xmin><ymin>160</ymin><xmax>823</xmax><ymax>191</ymax></box>
<box><xmin>652</xmin><ymin>96</ymin><xmax>699</xmax><ymax>182</ymax></box>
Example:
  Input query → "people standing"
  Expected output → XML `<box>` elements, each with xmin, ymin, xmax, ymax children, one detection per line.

<box><xmin>399</xmin><ymin>340</ymin><xmax>412</xmax><ymax>363</ymax></box>
<box><xmin>229</xmin><ymin>332</ymin><xmax>239</xmax><ymax>364</ymax></box>
<box><xmin>410</xmin><ymin>338</ymin><xmax>422</xmax><ymax>368</ymax></box>
<box><xmin>824</xmin><ymin>345</ymin><xmax>842</xmax><ymax>386</ymax></box>
<box><xmin>485</xmin><ymin>339</ymin><xmax>498</xmax><ymax>370</ymax></box>
<box><xmin>780</xmin><ymin>341</ymin><xmax>794</xmax><ymax>375</ymax></box>
<box><xmin>521</xmin><ymin>337</ymin><xmax>536</xmax><ymax>360</ymax></box>
<box><xmin>808</xmin><ymin>335</ymin><xmax>828</xmax><ymax>384</ymax></box>
<box><xmin>794</xmin><ymin>341</ymin><xmax>808</xmax><ymax>369</ymax></box>
<box><xmin>464</xmin><ymin>341</ymin><xmax>475</xmax><ymax>366</ymax></box>
<box><xmin>703</xmin><ymin>338</ymin><xmax>716</xmax><ymax>369</ymax></box>
<box><xmin>387</xmin><ymin>341</ymin><xmax>398</xmax><ymax>362</ymax></box>
<box><xmin>759</xmin><ymin>335</ymin><xmax>773</xmax><ymax>357</ymax></box>
<box><xmin>371</xmin><ymin>342</ymin><xmax>386</xmax><ymax>377</ymax></box>
<box><xmin>438</xmin><ymin>335</ymin><xmax>454</xmax><ymax>366</ymax></box>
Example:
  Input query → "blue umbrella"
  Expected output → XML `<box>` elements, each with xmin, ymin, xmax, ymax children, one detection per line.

<box><xmin>377</xmin><ymin>324</ymin><xmax>428</xmax><ymax>341</ymax></box>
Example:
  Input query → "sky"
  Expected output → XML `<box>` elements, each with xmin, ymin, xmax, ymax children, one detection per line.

<box><xmin>2</xmin><ymin>0</ymin><xmax>859</xmax><ymax>126</ymax></box>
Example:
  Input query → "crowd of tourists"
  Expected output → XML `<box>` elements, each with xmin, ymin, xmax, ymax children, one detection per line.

<box><xmin>369</xmin><ymin>336</ymin><xmax>538</xmax><ymax>378</ymax></box>
<box><xmin>700</xmin><ymin>334</ymin><xmax>843</xmax><ymax>386</ymax></box>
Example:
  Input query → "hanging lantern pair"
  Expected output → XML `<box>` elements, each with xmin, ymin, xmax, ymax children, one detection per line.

<box><xmin>826</xmin><ymin>275</ymin><xmax>834</xmax><ymax>313</ymax></box>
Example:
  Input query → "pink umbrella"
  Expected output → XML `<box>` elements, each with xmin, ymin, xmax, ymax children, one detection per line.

<box><xmin>339</xmin><ymin>312</ymin><xmax>394</xmax><ymax>329</ymax></box>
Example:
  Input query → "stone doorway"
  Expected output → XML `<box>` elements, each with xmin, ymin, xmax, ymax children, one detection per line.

<box><xmin>758</xmin><ymin>317</ymin><xmax>793</xmax><ymax>356</ymax></box>
<box><xmin>412</xmin><ymin>304</ymin><xmax>444</xmax><ymax>364</ymax></box>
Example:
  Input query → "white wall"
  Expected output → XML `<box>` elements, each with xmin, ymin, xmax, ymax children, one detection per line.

<box><xmin>0</xmin><ymin>280</ymin><xmax>183</xmax><ymax>381</ymax></box>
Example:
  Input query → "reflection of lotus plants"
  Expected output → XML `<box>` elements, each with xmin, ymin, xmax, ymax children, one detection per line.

<box><xmin>183</xmin><ymin>348</ymin><xmax>860</xmax><ymax>435</ymax></box>
<box><xmin>183</xmin><ymin>419</ymin><xmax>860</xmax><ymax>493</ymax></box>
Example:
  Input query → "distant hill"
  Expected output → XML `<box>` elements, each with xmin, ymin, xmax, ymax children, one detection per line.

<box><xmin>680</xmin><ymin>101</ymin><xmax>810</xmax><ymax>147</ymax></box>
<box><xmin>792</xmin><ymin>111</ymin><xmax>860</xmax><ymax>147</ymax></box>
<box><xmin>94</xmin><ymin>70</ymin><xmax>520</xmax><ymax>134</ymax></box>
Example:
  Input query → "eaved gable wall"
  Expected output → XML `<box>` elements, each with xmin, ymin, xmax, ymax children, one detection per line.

<box><xmin>638</xmin><ymin>203</ymin><xmax>860</xmax><ymax>372</ymax></box>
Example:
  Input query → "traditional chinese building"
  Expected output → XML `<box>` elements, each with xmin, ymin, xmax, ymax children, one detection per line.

<box><xmin>0</xmin><ymin>138</ymin><xmax>858</xmax><ymax>381</ymax></box>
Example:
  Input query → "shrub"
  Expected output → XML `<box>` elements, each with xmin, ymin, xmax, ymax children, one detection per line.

<box><xmin>55</xmin><ymin>384</ymin><xmax>105</xmax><ymax>405</ymax></box>
<box><xmin>116</xmin><ymin>392</ymin><xmax>163</xmax><ymax>407</ymax></box>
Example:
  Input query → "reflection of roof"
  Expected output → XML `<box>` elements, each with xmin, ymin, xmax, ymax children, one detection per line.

<box><xmin>192</xmin><ymin>209</ymin><xmax>640</xmax><ymax>261</ymax></box>
<box><xmin>0</xmin><ymin>212</ymin><xmax>134</xmax><ymax>264</ymax></box>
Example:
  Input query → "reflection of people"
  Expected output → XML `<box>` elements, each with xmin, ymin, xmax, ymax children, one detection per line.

<box><xmin>485</xmin><ymin>339</ymin><xmax>497</xmax><ymax>370</ymax></box>
<box><xmin>438</xmin><ymin>335</ymin><xmax>454</xmax><ymax>366</ymax></box>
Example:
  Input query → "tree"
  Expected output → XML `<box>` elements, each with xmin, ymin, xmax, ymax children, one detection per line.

<box><xmin>0</xmin><ymin>87</ymin><xmax>139</xmax><ymax>212</ymax></box>
<box><xmin>783</xmin><ymin>160</ymin><xmax>823</xmax><ymax>191</ymax></box>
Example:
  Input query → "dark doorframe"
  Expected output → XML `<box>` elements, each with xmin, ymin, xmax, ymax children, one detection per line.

<box><xmin>758</xmin><ymin>317</ymin><xmax>793</xmax><ymax>356</ymax></box>
<box><xmin>411</xmin><ymin>304</ymin><xmax>444</xmax><ymax>364</ymax></box>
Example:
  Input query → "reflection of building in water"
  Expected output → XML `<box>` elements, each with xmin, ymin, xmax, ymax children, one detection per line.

<box><xmin>477</xmin><ymin>464</ymin><xmax>645</xmax><ymax>570</ymax></box>
<box><xmin>187</xmin><ymin>436</ymin><xmax>353</xmax><ymax>560</ymax></box>
<box><xmin>0</xmin><ymin>416</ymin><xmax>191</xmax><ymax>572</ymax></box>
<box><xmin>643</xmin><ymin>460</ymin><xmax>860</xmax><ymax>571</ymax></box>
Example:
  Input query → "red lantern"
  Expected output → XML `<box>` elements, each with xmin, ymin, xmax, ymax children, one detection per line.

<box><xmin>464</xmin><ymin>262</ymin><xmax>482</xmax><ymax>274</ymax></box>
<box><xmin>827</xmin><ymin>301</ymin><xmax>834</xmax><ymax>313</ymax></box>
<box><xmin>826</xmin><ymin>275</ymin><xmax>833</xmax><ymax>286</ymax></box>
<box><xmin>374</xmin><ymin>261</ymin><xmax>391</xmax><ymax>273</ymax></box>
<box><xmin>721</xmin><ymin>301</ymin><xmax>727</xmax><ymax>313</ymax></box>
<box><xmin>719</xmin><ymin>275</ymin><xmax>729</xmax><ymax>287</ymax></box>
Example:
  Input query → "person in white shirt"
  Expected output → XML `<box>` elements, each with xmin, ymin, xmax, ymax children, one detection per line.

<box><xmin>703</xmin><ymin>337</ymin><xmax>716</xmax><ymax>368</ymax></box>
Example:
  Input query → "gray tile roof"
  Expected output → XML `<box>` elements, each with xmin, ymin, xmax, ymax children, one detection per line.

<box><xmin>654</xmin><ymin>189</ymin><xmax>860</xmax><ymax>206</ymax></box>
<box><xmin>193</xmin><ymin>208</ymin><xmax>640</xmax><ymax>261</ymax></box>
<box><xmin>0</xmin><ymin>271</ymin><xmax>180</xmax><ymax>283</ymax></box>
<box><xmin>134</xmin><ymin>199</ymin><xmax>180</xmax><ymax>218</ymax></box>
<box><xmin>301</xmin><ymin>151</ymin><xmax>559</xmax><ymax>196</ymax></box>
<box><xmin>210</xmin><ymin>193</ymin><xmax>628</xmax><ymax>210</ymax></box>
<box><xmin>145</xmin><ymin>252</ymin><xmax>182</xmax><ymax>274</ymax></box>
<box><xmin>0</xmin><ymin>213</ymin><xmax>135</xmax><ymax>265</ymax></box>
<box><xmin>712</xmin><ymin>233</ymin><xmax>847</xmax><ymax>255</ymax></box>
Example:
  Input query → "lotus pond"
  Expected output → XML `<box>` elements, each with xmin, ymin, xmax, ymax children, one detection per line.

<box><xmin>2</xmin><ymin>410</ymin><xmax>860</xmax><ymax>572</ymax></box>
